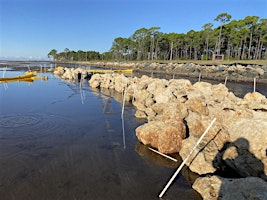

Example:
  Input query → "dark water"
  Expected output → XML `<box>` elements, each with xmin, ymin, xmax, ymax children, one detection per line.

<box><xmin>0</xmin><ymin>68</ymin><xmax>201</xmax><ymax>200</ymax></box>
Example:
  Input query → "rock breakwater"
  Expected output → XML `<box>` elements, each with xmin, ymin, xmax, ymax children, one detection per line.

<box><xmin>55</xmin><ymin>67</ymin><xmax>267</xmax><ymax>199</ymax></box>
<box><xmin>87</xmin><ymin>61</ymin><xmax>267</xmax><ymax>83</ymax></box>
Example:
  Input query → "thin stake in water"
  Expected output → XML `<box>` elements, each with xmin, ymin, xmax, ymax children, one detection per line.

<box><xmin>253</xmin><ymin>78</ymin><xmax>256</xmax><ymax>92</ymax></box>
<box><xmin>224</xmin><ymin>76</ymin><xmax>228</xmax><ymax>86</ymax></box>
<box><xmin>148</xmin><ymin>147</ymin><xmax>177</xmax><ymax>162</ymax></box>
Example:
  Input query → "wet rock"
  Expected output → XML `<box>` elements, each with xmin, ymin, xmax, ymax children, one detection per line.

<box><xmin>193</xmin><ymin>176</ymin><xmax>267</xmax><ymax>200</ymax></box>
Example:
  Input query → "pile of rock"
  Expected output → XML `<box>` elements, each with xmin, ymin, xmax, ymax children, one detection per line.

<box><xmin>88</xmin><ymin>72</ymin><xmax>267</xmax><ymax>199</ymax></box>
<box><xmin>54</xmin><ymin>67</ymin><xmax>88</xmax><ymax>81</ymax></box>
<box><xmin>88</xmin><ymin>61</ymin><xmax>267</xmax><ymax>82</ymax></box>
<box><xmin>54</xmin><ymin>66</ymin><xmax>267</xmax><ymax>199</ymax></box>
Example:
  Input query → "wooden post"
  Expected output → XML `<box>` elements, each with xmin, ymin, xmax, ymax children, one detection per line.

<box><xmin>159</xmin><ymin>118</ymin><xmax>217</xmax><ymax>198</ymax></box>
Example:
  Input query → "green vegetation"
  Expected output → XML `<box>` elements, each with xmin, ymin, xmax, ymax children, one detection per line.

<box><xmin>48</xmin><ymin>13</ymin><xmax>267</xmax><ymax>62</ymax></box>
<box><xmin>48</xmin><ymin>48</ymin><xmax>101</xmax><ymax>62</ymax></box>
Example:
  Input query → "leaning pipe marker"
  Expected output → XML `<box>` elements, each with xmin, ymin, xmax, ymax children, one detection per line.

<box><xmin>159</xmin><ymin>118</ymin><xmax>217</xmax><ymax>198</ymax></box>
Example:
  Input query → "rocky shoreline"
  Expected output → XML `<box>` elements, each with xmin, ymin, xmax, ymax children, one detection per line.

<box><xmin>54</xmin><ymin>66</ymin><xmax>267</xmax><ymax>199</ymax></box>
<box><xmin>85</xmin><ymin>61</ymin><xmax>267</xmax><ymax>83</ymax></box>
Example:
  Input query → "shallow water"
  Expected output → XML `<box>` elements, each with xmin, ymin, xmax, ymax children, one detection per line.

<box><xmin>0</xmin><ymin>68</ymin><xmax>201</xmax><ymax>200</ymax></box>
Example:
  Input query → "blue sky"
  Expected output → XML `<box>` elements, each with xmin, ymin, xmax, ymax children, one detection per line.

<box><xmin>0</xmin><ymin>0</ymin><xmax>267</xmax><ymax>60</ymax></box>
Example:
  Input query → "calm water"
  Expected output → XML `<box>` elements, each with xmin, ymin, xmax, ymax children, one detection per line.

<box><xmin>0</xmin><ymin>68</ymin><xmax>201</xmax><ymax>200</ymax></box>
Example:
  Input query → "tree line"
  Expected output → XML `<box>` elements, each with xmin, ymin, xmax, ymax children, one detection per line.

<box><xmin>48</xmin><ymin>48</ymin><xmax>102</xmax><ymax>61</ymax></box>
<box><xmin>48</xmin><ymin>13</ymin><xmax>267</xmax><ymax>61</ymax></box>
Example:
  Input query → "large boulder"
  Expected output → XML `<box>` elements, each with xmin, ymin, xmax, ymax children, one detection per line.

<box><xmin>193</xmin><ymin>176</ymin><xmax>267</xmax><ymax>200</ymax></box>
<box><xmin>136</xmin><ymin>119</ymin><xmax>186</xmax><ymax>154</ymax></box>
<box><xmin>89</xmin><ymin>74</ymin><xmax>101</xmax><ymax>88</ymax></box>
<box><xmin>179</xmin><ymin>116</ymin><xmax>230</xmax><ymax>174</ymax></box>
<box><xmin>243</xmin><ymin>92</ymin><xmax>267</xmax><ymax>110</ymax></box>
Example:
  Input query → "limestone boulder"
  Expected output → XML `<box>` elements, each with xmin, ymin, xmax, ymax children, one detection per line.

<box><xmin>99</xmin><ymin>74</ymin><xmax>113</xmax><ymax>89</ymax></box>
<box><xmin>114</xmin><ymin>74</ymin><xmax>129</xmax><ymax>93</ymax></box>
<box><xmin>132</xmin><ymin>90</ymin><xmax>152</xmax><ymax>110</ymax></box>
<box><xmin>146</xmin><ymin>78</ymin><xmax>168</xmax><ymax>94</ymax></box>
<box><xmin>153</xmin><ymin>87</ymin><xmax>175</xmax><ymax>104</ymax></box>
<box><xmin>136</xmin><ymin>119</ymin><xmax>186</xmax><ymax>154</ymax></box>
<box><xmin>185</xmin><ymin>97</ymin><xmax>209</xmax><ymax>116</ymax></box>
<box><xmin>193</xmin><ymin>176</ymin><xmax>267</xmax><ymax>200</ymax></box>
<box><xmin>211</xmin><ymin>83</ymin><xmax>229</xmax><ymax>102</ymax></box>
<box><xmin>192</xmin><ymin>81</ymin><xmax>213</xmax><ymax>98</ymax></box>
<box><xmin>154</xmin><ymin>102</ymin><xmax>188</xmax><ymax>121</ymax></box>
<box><xmin>243</xmin><ymin>92</ymin><xmax>267</xmax><ymax>110</ymax></box>
<box><xmin>179</xmin><ymin>116</ymin><xmax>230</xmax><ymax>174</ymax></box>
<box><xmin>89</xmin><ymin>74</ymin><xmax>101</xmax><ymax>88</ymax></box>
<box><xmin>136</xmin><ymin>75</ymin><xmax>153</xmax><ymax>90</ymax></box>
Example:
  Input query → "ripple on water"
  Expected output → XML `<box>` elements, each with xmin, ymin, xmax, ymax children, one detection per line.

<box><xmin>0</xmin><ymin>115</ymin><xmax>41</xmax><ymax>128</ymax></box>
<box><xmin>0</xmin><ymin>113</ymin><xmax>71</xmax><ymax>138</ymax></box>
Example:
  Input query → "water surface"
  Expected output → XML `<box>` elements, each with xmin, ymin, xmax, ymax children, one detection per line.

<box><xmin>0</xmin><ymin>68</ymin><xmax>200</xmax><ymax>200</ymax></box>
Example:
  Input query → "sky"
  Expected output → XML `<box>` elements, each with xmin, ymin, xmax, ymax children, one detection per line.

<box><xmin>0</xmin><ymin>0</ymin><xmax>267</xmax><ymax>60</ymax></box>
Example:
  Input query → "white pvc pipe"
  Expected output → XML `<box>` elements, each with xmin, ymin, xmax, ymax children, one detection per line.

<box><xmin>2</xmin><ymin>66</ymin><xmax>7</xmax><ymax>77</ymax></box>
<box><xmin>148</xmin><ymin>147</ymin><xmax>177</xmax><ymax>162</ymax></box>
<box><xmin>121</xmin><ymin>87</ymin><xmax>127</xmax><ymax>119</ymax></box>
<box><xmin>159</xmin><ymin>118</ymin><xmax>217</xmax><ymax>198</ymax></box>
<box><xmin>224</xmin><ymin>76</ymin><xmax>228</xmax><ymax>86</ymax></box>
<box><xmin>122</xmin><ymin>116</ymin><xmax>126</xmax><ymax>149</ymax></box>
<box><xmin>253</xmin><ymin>78</ymin><xmax>256</xmax><ymax>92</ymax></box>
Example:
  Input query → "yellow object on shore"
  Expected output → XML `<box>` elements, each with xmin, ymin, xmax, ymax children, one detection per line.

<box><xmin>54</xmin><ymin>66</ymin><xmax>64</xmax><ymax>71</ymax></box>
<box><xmin>87</xmin><ymin>69</ymin><xmax>133</xmax><ymax>74</ymax></box>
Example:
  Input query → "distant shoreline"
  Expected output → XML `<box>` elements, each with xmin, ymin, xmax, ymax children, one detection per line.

<box><xmin>1</xmin><ymin>60</ymin><xmax>267</xmax><ymax>83</ymax></box>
